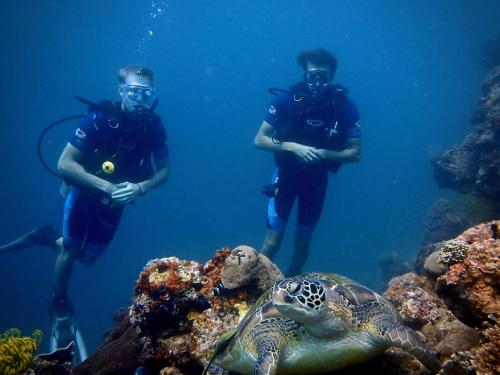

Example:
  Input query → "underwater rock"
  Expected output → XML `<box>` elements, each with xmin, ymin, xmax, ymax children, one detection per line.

<box><xmin>220</xmin><ymin>245</ymin><xmax>259</xmax><ymax>289</ymax></box>
<box><xmin>470</xmin><ymin>314</ymin><xmax>500</xmax><ymax>375</ymax></box>
<box><xmin>420</xmin><ymin>315</ymin><xmax>480</xmax><ymax>361</ymax></box>
<box><xmin>416</xmin><ymin>241</ymin><xmax>444</xmax><ymax>276</ymax></box>
<box><xmin>384</xmin><ymin>273</ymin><xmax>447</xmax><ymax>329</ymax></box>
<box><xmin>423</xmin><ymin>239</ymin><xmax>469</xmax><ymax>277</ymax></box>
<box><xmin>34</xmin><ymin>342</ymin><xmax>76</xmax><ymax>375</ymax></box>
<box><xmin>220</xmin><ymin>245</ymin><xmax>284</xmax><ymax>293</ymax></box>
<box><xmin>437</xmin><ymin>313</ymin><xmax>500</xmax><ymax>375</ymax></box>
<box><xmin>435</xmin><ymin>220</ymin><xmax>500</xmax><ymax>326</ymax></box>
<box><xmin>431</xmin><ymin>66</ymin><xmax>500</xmax><ymax>215</ymax></box>
<box><xmin>423</xmin><ymin>250</ymin><xmax>448</xmax><ymax>276</ymax></box>
<box><xmin>73</xmin><ymin>326</ymin><xmax>141</xmax><ymax>375</ymax></box>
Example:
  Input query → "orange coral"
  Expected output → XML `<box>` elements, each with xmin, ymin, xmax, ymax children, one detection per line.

<box><xmin>201</xmin><ymin>247</ymin><xmax>231</xmax><ymax>294</ymax></box>
<box><xmin>437</xmin><ymin>221</ymin><xmax>500</xmax><ymax>323</ymax></box>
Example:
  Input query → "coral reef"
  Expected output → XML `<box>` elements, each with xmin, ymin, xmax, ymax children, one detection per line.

<box><xmin>431</xmin><ymin>65</ymin><xmax>500</xmax><ymax>218</ymax></box>
<box><xmin>384</xmin><ymin>273</ymin><xmax>447</xmax><ymax>329</ymax></box>
<box><xmin>74</xmin><ymin>246</ymin><xmax>283</xmax><ymax>374</ymax></box>
<box><xmin>435</xmin><ymin>221</ymin><xmax>500</xmax><ymax>326</ymax></box>
<box><xmin>0</xmin><ymin>328</ymin><xmax>42</xmax><ymax>375</ymax></box>
<box><xmin>129</xmin><ymin>256</ymin><xmax>209</xmax><ymax>335</ymax></box>
<box><xmin>73</xmin><ymin>220</ymin><xmax>498</xmax><ymax>374</ymax></box>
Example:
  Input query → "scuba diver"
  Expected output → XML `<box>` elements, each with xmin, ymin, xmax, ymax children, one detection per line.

<box><xmin>254</xmin><ymin>48</ymin><xmax>361</xmax><ymax>277</ymax></box>
<box><xmin>1</xmin><ymin>64</ymin><xmax>169</xmax><ymax>361</ymax></box>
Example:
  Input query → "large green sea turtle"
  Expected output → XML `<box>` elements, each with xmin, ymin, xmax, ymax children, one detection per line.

<box><xmin>205</xmin><ymin>272</ymin><xmax>440</xmax><ymax>374</ymax></box>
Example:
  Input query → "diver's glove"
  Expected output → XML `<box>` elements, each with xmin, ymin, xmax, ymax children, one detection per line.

<box><xmin>111</xmin><ymin>182</ymin><xmax>143</xmax><ymax>204</ymax></box>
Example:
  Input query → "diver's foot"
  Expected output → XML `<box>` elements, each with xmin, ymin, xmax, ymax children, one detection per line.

<box><xmin>0</xmin><ymin>225</ymin><xmax>60</xmax><ymax>254</ymax></box>
<box><xmin>51</xmin><ymin>315</ymin><xmax>76</xmax><ymax>349</ymax></box>
<box><xmin>50</xmin><ymin>295</ymin><xmax>76</xmax><ymax>350</ymax></box>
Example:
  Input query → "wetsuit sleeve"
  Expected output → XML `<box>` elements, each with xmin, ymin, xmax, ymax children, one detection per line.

<box><xmin>68</xmin><ymin>112</ymin><xmax>100</xmax><ymax>153</ymax></box>
<box><xmin>152</xmin><ymin>118</ymin><xmax>169</xmax><ymax>159</ymax></box>
<box><xmin>263</xmin><ymin>93</ymin><xmax>290</xmax><ymax>128</ymax></box>
<box><xmin>343</xmin><ymin>98</ymin><xmax>361</xmax><ymax>138</ymax></box>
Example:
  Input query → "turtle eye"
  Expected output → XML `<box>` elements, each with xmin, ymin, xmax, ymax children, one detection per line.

<box><xmin>286</xmin><ymin>281</ymin><xmax>301</xmax><ymax>295</ymax></box>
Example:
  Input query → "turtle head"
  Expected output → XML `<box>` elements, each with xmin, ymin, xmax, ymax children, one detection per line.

<box><xmin>272</xmin><ymin>276</ymin><xmax>326</xmax><ymax>323</ymax></box>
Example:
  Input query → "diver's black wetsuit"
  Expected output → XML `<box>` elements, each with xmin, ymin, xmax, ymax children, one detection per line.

<box><xmin>264</xmin><ymin>84</ymin><xmax>361</xmax><ymax>236</ymax></box>
<box><xmin>64</xmin><ymin>105</ymin><xmax>168</xmax><ymax>257</ymax></box>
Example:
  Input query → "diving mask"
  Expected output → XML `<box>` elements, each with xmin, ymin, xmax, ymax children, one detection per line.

<box><xmin>122</xmin><ymin>84</ymin><xmax>157</xmax><ymax>104</ymax></box>
<box><xmin>304</xmin><ymin>69</ymin><xmax>331</xmax><ymax>87</ymax></box>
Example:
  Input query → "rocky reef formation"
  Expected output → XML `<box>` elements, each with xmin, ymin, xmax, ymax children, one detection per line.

<box><xmin>73</xmin><ymin>246</ymin><xmax>283</xmax><ymax>375</ymax></box>
<box><xmin>431</xmin><ymin>66</ymin><xmax>500</xmax><ymax>223</ymax></box>
<box><xmin>412</xmin><ymin>220</ymin><xmax>500</xmax><ymax>375</ymax></box>
<box><xmin>71</xmin><ymin>221</ymin><xmax>498</xmax><ymax>374</ymax></box>
<box><xmin>434</xmin><ymin>221</ymin><xmax>499</xmax><ymax>326</ymax></box>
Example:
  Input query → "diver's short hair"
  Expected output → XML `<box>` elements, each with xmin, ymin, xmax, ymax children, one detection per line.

<box><xmin>297</xmin><ymin>48</ymin><xmax>337</xmax><ymax>72</ymax></box>
<box><xmin>118</xmin><ymin>64</ymin><xmax>154</xmax><ymax>84</ymax></box>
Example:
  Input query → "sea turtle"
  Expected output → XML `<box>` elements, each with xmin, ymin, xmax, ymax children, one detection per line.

<box><xmin>204</xmin><ymin>272</ymin><xmax>439</xmax><ymax>375</ymax></box>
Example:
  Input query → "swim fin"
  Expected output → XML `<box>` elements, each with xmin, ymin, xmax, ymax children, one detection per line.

<box><xmin>0</xmin><ymin>225</ymin><xmax>60</xmax><ymax>254</ymax></box>
<box><xmin>50</xmin><ymin>315</ymin><xmax>88</xmax><ymax>364</ymax></box>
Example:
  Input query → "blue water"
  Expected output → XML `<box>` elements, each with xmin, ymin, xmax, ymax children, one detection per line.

<box><xmin>0</xmin><ymin>0</ymin><xmax>499</xmax><ymax>354</ymax></box>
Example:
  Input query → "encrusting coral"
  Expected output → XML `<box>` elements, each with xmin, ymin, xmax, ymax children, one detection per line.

<box><xmin>438</xmin><ymin>239</ymin><xmax>469</xmax><ymax>265</ymax></box>
<box><xmin>0</xmin><ymin>328</ymin><xmax>42</xmax><ymax>375</ymax></box>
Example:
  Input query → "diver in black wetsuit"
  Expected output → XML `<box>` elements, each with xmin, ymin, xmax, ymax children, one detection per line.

<box><xmin>254</xmin><ymin>48</ymin><xmax>362</xmax><ymax>276</ymax></box>
<box><xmin>1</xmin><ymin>65</ymin><xmax>170</xmax><ymax>360</ymax></box>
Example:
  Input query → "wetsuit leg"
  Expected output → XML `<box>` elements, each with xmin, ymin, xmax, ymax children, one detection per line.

<box><xmin>287</xmin><ymin>172</ymin><xmax>328</xmax><ymax>276</ymax></box>
<box><xmin>266</xmin><ymin>168</ymin><xmax>297</xmax><ymax>232</ymax></box>
<box><xmin>262</xmin><ymin>168</ymin><xmax>297</xmax><ymax>260</ymax></box>
<box><xmin>62</xmin><ymin>187</ymin><xmax>123</xmax><ymax>262</ymax></box>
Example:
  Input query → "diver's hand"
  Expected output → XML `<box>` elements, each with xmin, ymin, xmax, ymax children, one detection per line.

<box><xmin>284</xmin><ymin>142</ymin><xmax>321</xmax><ymax>164</ymax></box>
<box><xmin>111</xmin><ymin>182</ymin><xmax>142</xmax><ymax>204</ymax></box>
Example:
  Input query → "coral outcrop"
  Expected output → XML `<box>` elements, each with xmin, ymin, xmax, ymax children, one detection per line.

<box><xmin>414</xmin><ymin>220</ymin><xmax>500</xmax><ymax>375</ymax></box>
<box><xmin>435</xmin><ymin>221</ymin><xmax>499</xmax><ymax>326</ymax></box>
<box><xmin>71</xmin><ymin>220</ymin><xmax>498</xmax><ymax>375</ymax></box>
<box><xmin>31</xmin><ymin>342</ymin><xmax>74</xmax><ymax>375</ymax></box>
<box><xmin>73</xmin><ymin>246</ymin><xmax>283</xmax><ymax>375</ymax></box>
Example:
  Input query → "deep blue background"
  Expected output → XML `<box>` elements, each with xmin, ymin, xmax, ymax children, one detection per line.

<box><xmin>1</xmin><ymin>0</ymin><xmax>499</xmax><ymax>353</ymax></box>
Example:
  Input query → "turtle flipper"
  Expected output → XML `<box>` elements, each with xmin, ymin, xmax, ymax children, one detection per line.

<box><xmin>385</xmin><ymin>325</ymin><xmax>440</xmax><ymax>372</ymax></box>
<box><xmin>250</xmin><ymin>317</ymin><xmax>296</xmax><ymax>375</ymax></box>
<box><xmin>254</xmin><ymin>350</ymin><xmax>279</xmax><ymax>375</ymax></box>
